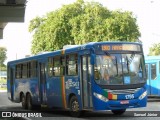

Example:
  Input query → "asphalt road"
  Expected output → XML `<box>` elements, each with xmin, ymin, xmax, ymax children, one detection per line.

<box><xmin>0</xmin><ymin>90</ymin><xmax>160</xmax><ymax>120</ymax></box>
<box><xmin>0</xmin><ymin>90</ymin><xmax>21</xmax><ymax>110</ymax></box>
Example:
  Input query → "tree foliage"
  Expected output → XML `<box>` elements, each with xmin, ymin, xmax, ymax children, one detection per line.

<box><xmin>29</xmin><ymin>0</ymin><xmax>141</xmax><ymax>54</ymax></box>
<box><xmin>0</xmin><ymin>47</ymin><xmax>7</xmax><ymax>65</ymax></box>
<box><xmin>149</xmin><ymin>43</ymin><xmax>160</xmax><ymax>56</ymax></box>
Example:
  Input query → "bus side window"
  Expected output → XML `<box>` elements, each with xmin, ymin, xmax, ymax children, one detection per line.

<box><xmin>66</xmin><ymin>54</ymin><xmax>78</xmax><ymax>76</ymax></box>
<box><xmin>27</xmin><ymin>62</ymin><xmax>31</xmax><ymax>78</ymax></box>
<box><xmin>151</xmin><ymin>63</ymin><xmax>157</xmax><ymax>80</ymax></box>
<box><xmin>22</xmin><ymin>63</ymin><xmax>27</xmax><ymax>79</ymax></box>
<box><xmin>48</xmin><ymin>57</ymin><xmax>53</xmax><ymax>77</ymax></box>
<box><xmin>31</xmin><ymin>61</ymin><xmax>37</xmax><ymax>78</ymax></box>
<box><xmin>60</xmin><ymin>56</ymin><xmax>65</xmax><ymax>76</ymax></box>
<box><xmin>48</xmin><ymin>56</ymin><xmax>65</xmax><ymax>77</ymax></box>
<box><xmin>145</xmin><ymin>64</ymin><xmax>148</xmax><ymax>80</ymax></box>
<box><xmin>53</xmin><ymin>56</ymin><xmax>61</xmax><ymax>76</ymax></box>
<box><xmin>16</xmin><ymin>64</ymin><xmax>22</xmax><ymax>79</ymax></box>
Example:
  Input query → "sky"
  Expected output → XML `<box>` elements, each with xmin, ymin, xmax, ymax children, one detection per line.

<box><xmin>0</xmin><ymin>0</ymin><xmax>160</xmax><ymax>64</ymax></box>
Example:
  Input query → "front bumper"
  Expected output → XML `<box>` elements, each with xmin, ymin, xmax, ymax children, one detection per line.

<box><xmin>93</xmin><ymin>96</ymin><xmax>147</xmax><ymax>110</ymax></box>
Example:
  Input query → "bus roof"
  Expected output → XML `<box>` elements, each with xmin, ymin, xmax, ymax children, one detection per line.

<box><xmin>8</xmin><ymin>41</ymin><xmax>142</xmax><ymax>65</ymax></box>
<box><xmin>145</xmin><ymin>56</ymin><xmax>160</xmax><ymax>60</ymax></box>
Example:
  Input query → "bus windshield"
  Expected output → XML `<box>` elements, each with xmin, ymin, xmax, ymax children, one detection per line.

<box><xmin>94</xmin><ymin>53</ymin><xmax>146</xmax><ymax>85</ymax></box>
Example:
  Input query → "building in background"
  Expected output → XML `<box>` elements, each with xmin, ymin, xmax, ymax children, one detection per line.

<box><xmin>0</xmin><ymin>0</ymin><xmax>26</xmax><ymax>39</ymax></box>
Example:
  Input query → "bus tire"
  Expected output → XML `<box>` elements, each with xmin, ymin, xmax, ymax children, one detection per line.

<box><xmin>21</xmin><ymin>94</ymin><xmax>27</xmax><ymax>109</ymax></box>
<box><xmin>69</xmin><ymin>96</ymin><xmax>81</xmax><ymax>117</ymax></box>
<box><xmin>26</xmin><ymin>94</ymin><xmax>33</xmax><ymax>110</ymax></box>
<box><xmin>111</xmin><ymin>109</ymin><xmax>126</xmax><ymax>115</ymax></box>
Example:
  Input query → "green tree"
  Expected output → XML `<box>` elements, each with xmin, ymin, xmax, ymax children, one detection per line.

<box><xmin>29</xmin><ymin>0</ymin><xmax>141</xmax><ymax>55</ymax></box>
<box><xmin>149</xmin><ymin>43</ymin><xmax>160</xmax><ymax>55</ymax></box>
<box><xmin>0</xmin><ymin>47</ymin><xmax>7</xmax><ymax>65</ymax></box>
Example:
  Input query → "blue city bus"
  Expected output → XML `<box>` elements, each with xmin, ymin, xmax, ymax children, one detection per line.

<box><xmin>145</xmin><ymin>56</ymin><xmax>160</xmax><ymax>96</ymax></box>
<box><xmin>7</xmin><ymin>42</ymin><xmax>147</xmax><ymax>117</ymax></box>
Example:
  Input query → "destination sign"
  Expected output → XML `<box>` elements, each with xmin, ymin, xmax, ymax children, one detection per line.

<box><xmin>101</xmin><ymin>44</ymin><xmax>141</xmax><ymax>51</ymax></box>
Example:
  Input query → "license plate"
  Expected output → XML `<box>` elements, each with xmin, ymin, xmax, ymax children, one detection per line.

<box><xmin>120</xmin><ymin>100</ymin><xmax>129</xmax><ymax>104</ymax></box>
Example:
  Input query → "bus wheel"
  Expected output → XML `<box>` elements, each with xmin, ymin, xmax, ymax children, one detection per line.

<box><xmin>21</xmin><ymin>94</ymin><xmax>27</xmax><ymax>109</ymax></box>
<box><xmin>111</xmin><ymin>109</ymin><xmax>126</xmax><ymax>115</ymax></box>
<box><xmin>26</xmin><ymin>94</ymin><xmax>33</xmax><ymax>110</ymax></box>
<box><xmin>69</xmin><ymin>96</ymin><xmax>81</xmax><ymax>117</ymax></box>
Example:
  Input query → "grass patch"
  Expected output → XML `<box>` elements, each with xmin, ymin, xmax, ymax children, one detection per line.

<box><xmin>0</xmin><ymin>87</ymin><xmax>7</xmax><ymax>90</ymax></box>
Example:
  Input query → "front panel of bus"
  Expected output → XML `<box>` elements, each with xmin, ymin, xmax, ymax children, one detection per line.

<box><xmin>91</xmin><ymin>43</ymin><xmax>147</xmax><ymax>110</ymax></box>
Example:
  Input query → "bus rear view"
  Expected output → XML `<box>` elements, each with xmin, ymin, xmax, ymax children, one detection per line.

<box><xmin>91</xmin><ymin>43</ymin><xmax>147</xmax><ymax>114</ymax></box>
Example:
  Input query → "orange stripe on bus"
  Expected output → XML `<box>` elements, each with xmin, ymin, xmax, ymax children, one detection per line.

<box><xmin>61</xmin><ymin>49</ymin><xmax>65</xmax><ymax>55</ymax></box>
<box><xmin>61</xmin><ymin>76</ymin><xmax>67</xmax><ymax>108</ymax></box>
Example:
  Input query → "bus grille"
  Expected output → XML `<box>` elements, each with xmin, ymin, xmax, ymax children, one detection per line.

<box><xmin>105</xmin><ymin>88</ymin><xmax>141</xmax><ymax>94</ymax></box>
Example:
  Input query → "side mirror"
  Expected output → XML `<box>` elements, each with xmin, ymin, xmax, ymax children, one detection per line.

<box><xmin>90</xmin><ymin>54</ymin><xmax>95</xmax><ymax>65</ymax></box>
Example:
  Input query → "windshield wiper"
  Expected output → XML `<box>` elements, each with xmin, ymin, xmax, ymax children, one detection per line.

<box><xmin>126</xmin><ymin>56</ymin><xmax>130</xmax><ymax>73</ymax></box>
<box><xmin>128</xmin><ymin>53</ymin><xmax>135</xmax><ymax>65</ymax></box>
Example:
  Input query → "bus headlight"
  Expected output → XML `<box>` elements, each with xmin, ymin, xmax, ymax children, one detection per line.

<box><xmin>93</xmin><ymin>92</ymin><xmax>108</xmax><ymax>102</ymax></box>
<box><xmin>139</xmin><ymin>91</ymin><xmax>147</xmax><ymax>100</ymax></box>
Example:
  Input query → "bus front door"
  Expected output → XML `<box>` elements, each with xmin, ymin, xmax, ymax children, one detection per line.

<box><xmin>146</xmin><ymin>63</ymin><xmax>158</xmax><ymax>95</ymax></box>
<box><xmin>39</xmin><ymin>62</ymin><xmax>47</xmax><ymax>105</ymax></box>
<box><xmin>81</xmin><ymin>56</ymin><xmax>92</xmax><ymax>108</ymax></box>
